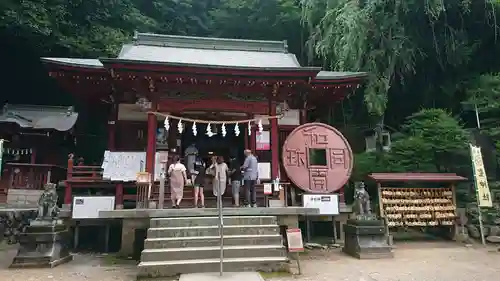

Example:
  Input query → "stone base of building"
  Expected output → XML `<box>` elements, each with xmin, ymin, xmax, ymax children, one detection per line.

<box><xmin>342</xmin><ymin>219</ymin><xmax>394</xmax><ymax>259</ymax></box>
<box><xmin>10</xmin><ymin>220</ymin><xmax>73</xmax><ymax>268</ymax></box>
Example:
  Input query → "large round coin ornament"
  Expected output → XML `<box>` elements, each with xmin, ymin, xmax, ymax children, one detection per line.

<box><xmin>282</xmin><ymin>123</ymin><xmax>353</xmax><ymax>193</ymax></box>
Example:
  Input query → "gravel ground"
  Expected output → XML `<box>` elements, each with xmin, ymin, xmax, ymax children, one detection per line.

<box><xmin>0</xmin><ymin>242</ymin><xmax>498</xmax><ymax>281</ymax></box>
<box><xmin>276</xmin><ymin>242</ymin><xmax>500</xmax><ymax>281</ymax></box>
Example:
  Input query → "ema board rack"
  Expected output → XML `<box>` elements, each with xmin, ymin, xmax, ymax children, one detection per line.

<box><xmin>379</xmin><ymin>187</ymin><xmax>457</xmax><ymax>228</ymax></box>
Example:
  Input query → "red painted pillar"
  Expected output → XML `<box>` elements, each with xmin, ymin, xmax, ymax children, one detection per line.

<box><xmin>244</xmin><ymin>123</ymin><xmax>249</xmax><ymax>149</ymax></box>
<box><xmin>249</xmin><ymin>114</ymin><xmax>256</xmax><ymax>152</ymax></box>
<box><xmin>269</xmin><ymin>100</ymin><xmax>279</xmax><ymax>179</ymax></box>
<box><xmin>116</xmin><ymin>183</ymin><xmax>124</xmax><ymax>209</ymax></box>
<box><xmin>30</xmin><ymin>149</ymin><xmax>36</xmax><ymax>164</ymax></box>
<box><xmin>65</xmin><ymin>156</ymin><xmax>74</xmax><ymax>205</ymax></box>
<box><xmin>108</xmin><ymin>103</ymin><xmax>117</xmax><ymax>151</ymax></box>
<box><xmin>269</xmin><ymin>97</ymin><xmax>283</xmax><ymax>203</ymax></box>
<box><xmin>146</xmin><ymin>102</ymin><xmax>157</xmax><ymax>177</ymax></box>
<box><xmin>299</xmin><ymin>109</ymin><xmax>307</xmax><ymax>125</ymax></box>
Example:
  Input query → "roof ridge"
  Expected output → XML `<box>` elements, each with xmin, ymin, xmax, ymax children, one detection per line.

<box><xmin>133</xmin><ymin>32</ymin><xmax>289</xmax><ymax>53</ymax></box>
<box><xmin>3</xmin><ymin>104</ymin><xmax>75</xmax><ymax>112</ymax></box>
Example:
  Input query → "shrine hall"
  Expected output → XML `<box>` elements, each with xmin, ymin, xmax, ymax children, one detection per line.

<box><xmin>8</xmin><ymin>32</ymin><xmax>366</xmax><ymax>208</ymax></box>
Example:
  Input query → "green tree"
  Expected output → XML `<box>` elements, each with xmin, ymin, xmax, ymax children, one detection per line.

<box><xmin>464</xmin><ymin>73</ymin><xmax>500</xmax><ymax>153</ymax></box>
<box><xmin>209</xmin><ymin>0</ymin><xmax>306</xmax><ymax>60</ymax></box>
<box><xmin>353</xmin><ymin>108</ymin><xmax>470</xmax><ymax>178</ymax></box>
<box><xmin>302</xmin><ymin>0</ymin><xmax>500</xmax><ymax>152</ymax></box>
<box><xmin>389</xmin><ymin>109</ymin><xmax>470</xmax><ymax>173</ymax></box>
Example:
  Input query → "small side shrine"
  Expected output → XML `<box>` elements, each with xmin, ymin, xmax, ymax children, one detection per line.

<box><xmin>0</xmin><ymin>104</ymin><xmax>77</xmax><ymax>205</ymax></box>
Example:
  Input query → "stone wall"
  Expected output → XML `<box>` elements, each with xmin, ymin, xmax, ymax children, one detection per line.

<box><xmin>6</xmin><ymin>189</ymin><xmax>43</xmax><ymax>207</ymax></box>
<box><xmin>457</xmin><ymin>181</ymin><xmax>500</xmax><ymax>243</ymax></box>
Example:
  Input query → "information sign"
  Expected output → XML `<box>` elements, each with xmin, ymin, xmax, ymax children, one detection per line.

<box><xmin>286</xmin><ymin>228</ymin><xmax>304</xmax><ymax>252</ymax></box>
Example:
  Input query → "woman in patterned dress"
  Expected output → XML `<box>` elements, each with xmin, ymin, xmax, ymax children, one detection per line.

<box><xmin>168</xmin><ymin>155</ymin><xmax>188</xmax><ymax>208</ymax></box>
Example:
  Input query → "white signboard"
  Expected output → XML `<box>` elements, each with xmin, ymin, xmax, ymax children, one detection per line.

<box><xmin>72</xmin><ymin>196</ymin><xmax>115</xmax><ymax>219</ymax></box>
<box><xmin>257</xmin><ymin>162</ymin><xmax>271</xmax><ymax>180</ymax></box>
<box><xmin>101</xmin><ymin>151</ymin><xmax>166</xmax><ymax>181</ymax></box>
<box><xmin>303</xmin><ymin>194</ymin><xmax>339</xmax><ymax>215</ymax></box>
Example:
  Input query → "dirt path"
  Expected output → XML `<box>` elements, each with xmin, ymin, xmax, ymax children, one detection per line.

<box><xmin>0</xmin><ymin>242</ymin><xmax>498</xmax><ymax>281</ymax></box>
<box><xmin>273</xmin><ymin>242</ymin><xmax>500</xmax><ymax>281</ymax></box>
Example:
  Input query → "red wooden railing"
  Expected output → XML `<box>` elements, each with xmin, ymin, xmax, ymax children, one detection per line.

<box><xmin>3</xmin><ymin>163</ymin><xmax>66</xmax><ymax>190</ymax></box>
<box><xmin>67</xmin><ymin>157</ymin><xmax>103</xmax><ymax>182</ymax></box>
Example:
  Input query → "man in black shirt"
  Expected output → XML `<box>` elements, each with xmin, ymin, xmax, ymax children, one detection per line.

<box><xmin>229</xmin><ymin>156</ymin><xmax>242</xmax><ymax>207</ymax></box>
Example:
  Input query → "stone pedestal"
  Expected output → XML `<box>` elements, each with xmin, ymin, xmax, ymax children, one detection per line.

<box><xmin>343</xmin><ymin>219</ymin><xmax>393</xmax><ymax>259</ymax></box>
<box><xmin>10</xmin><ymin>220</ymin><xmax>73</xmax><ymax>268</ymax></box>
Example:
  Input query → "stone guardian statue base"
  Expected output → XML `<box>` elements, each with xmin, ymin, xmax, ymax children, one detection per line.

<box><xmin>10</xmin><ymin>183</ymin><xmax>73</xmax><ymax>268</ymax></box>
<box><xmin>342</xmin><ymin>182</ymin><xmax>393</xmax><ymax>259</ymax></box>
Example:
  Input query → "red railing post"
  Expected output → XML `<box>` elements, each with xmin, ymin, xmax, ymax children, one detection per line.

<box><xmin>65</xmin><ymin>154</ymin><xmax>74</xmax><ymax>206</ymax></box>
<box><xmin>116</xmin><ymin>183</ymin><xmax>124</xmax><ymax>209</ymax></box>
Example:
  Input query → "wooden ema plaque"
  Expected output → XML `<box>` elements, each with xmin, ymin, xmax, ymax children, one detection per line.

<box><xmin>379</xmin><ymin>187</ymin><xmax>457</xmax><ymax>228</ymax></box>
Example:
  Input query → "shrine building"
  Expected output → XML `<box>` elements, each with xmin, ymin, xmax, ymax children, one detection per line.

<box><xmin>33</xmin><ymin>32</ymin><xmax>365</xmax><ymax>208</ymax></box>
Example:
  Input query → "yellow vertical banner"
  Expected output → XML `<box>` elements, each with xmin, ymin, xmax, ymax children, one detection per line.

<box><xmin>469</xmin><ymin>144</ymin><xmax>493</xmax><ymax>207</ymax></box>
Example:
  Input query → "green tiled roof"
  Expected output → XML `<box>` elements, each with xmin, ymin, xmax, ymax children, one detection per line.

<box><xmin>41</xmin><ymin>32</ymin><xmax>366</xmax><ymax>80</ymax></box>
<box><xmin>114</xmin><ymin>32</ymin><xmax>301</xmax><ymax>68</ymax></box>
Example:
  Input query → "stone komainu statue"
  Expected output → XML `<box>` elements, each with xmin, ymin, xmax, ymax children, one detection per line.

<box><xmin>37</xmin><ymin>183</ymin><xmax>60</xmax><ymax>220</ymax></box>
<box><xmin>353</xmin><ymin>181</ymin><xmax>372</xmax><ymax>216</ymax></box>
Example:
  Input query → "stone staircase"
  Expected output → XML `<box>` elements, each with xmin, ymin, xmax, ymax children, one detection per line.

<box><xmin>137</xmin><ymin>216</ymin><xmax>289</xmax><ymax>279</ymax></box>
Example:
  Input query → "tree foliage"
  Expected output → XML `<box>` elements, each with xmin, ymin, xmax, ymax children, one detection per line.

<box><xmin>353</xmin><ymin>109</ymin><xmax>470</xmax><ymax>178</ymax></box>
<box><xmin>464</xmin><ymin>73</ymin><xmax>500</xmax><ymax>153</ymax></box>
<box><xmin>302</xmin><ymin>0</ymin><xmax>500</xmax><ymax>124</ymax></box>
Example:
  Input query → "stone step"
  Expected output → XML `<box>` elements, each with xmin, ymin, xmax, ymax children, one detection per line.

<box><xmin>141</xmin><ymin>245</ymin><xmax>286</xmax><ymax>262</ymax></box>
<box><xmin>137</xmin><ymin>256</ymin><xmax>289</xmax><ymax>278</ymax></box>
<box><xmin>144</xmin><ymin>234</ymin><xmax>283</xmax><ymax>249</ymax></box>
<box><xmin>147</xmin><ymin>225</ymin><xmax>280</xmax><ymax>238</ymax></box>
<box><xmin>150</xmin><ymin>216</ymin><xmax>277</xmax><ymax>228</ymax></box>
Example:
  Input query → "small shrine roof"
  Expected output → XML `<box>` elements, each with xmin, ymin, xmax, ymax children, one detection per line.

<box><xmin>314</xmin><ymin>71</ymin><xmax>368</xmax><ymax>80</ymax></box>
<box><xmin>0</xmin><ymin>104</ymin><xmax>78</xmax><ymax>131</ymax></box>
<box><xmin>41</xmin><ymin>58</ymin><xmax>103</xmax><ymax>69</ymax></box>
<box><xmin>368</xmin><ymin>173</ymin><xmax>467</xmax><ymax>182</ymax></box>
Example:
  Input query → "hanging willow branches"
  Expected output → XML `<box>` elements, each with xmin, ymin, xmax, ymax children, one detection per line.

<box><xmin>302</xmin><ymin>0</ymin><xmax>499</xmax><ymax>117</ymax></box>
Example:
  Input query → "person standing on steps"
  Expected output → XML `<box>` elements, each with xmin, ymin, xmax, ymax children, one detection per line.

<box><xmin>168</xmin><ymin>155</ymin><xmax>188</xmax><ymax>209</ymax></box>
<box><xmin>192</xmin><ymin>159</ymin><xmax>206</xmax><ymax>208</ymax></box>
<box><xmin>241</xmin><ymin>149</ymin><xmax>259</xmax><ymax>207</ymax></box>
<box><xmin>209</xmin><ymin>156</ymin><xmax>229</xmax><ymax>208</ymax></box>
<box><xmin>229</xmin><ymin>155</ymin><xmax>242</xmax><ymax>207</ymax></box>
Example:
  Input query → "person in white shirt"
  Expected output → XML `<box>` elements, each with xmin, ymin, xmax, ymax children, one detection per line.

<box><xmin>207</xmin><ymin>156</ymin><xmax>229</xmax><ymax>206</ymax></box>
<box><xmin>168</xmin><ymin>155</ymin><xmax>188</xmax><ymax>208</ymax></box>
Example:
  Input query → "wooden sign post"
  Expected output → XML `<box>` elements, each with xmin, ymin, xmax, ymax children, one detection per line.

<box><xmin>286</xmin><ymin>228</ymin><xmax>304</xmax><ymax>275</ymax></box>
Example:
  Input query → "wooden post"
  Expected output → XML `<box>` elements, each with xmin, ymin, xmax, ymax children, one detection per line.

<box><xmin>65</xmin><ymin>155</ymin><xmax>74</xmax><ymax>206</ymax></box>
<box><xmin>451</xmin><ymin>183</ymin><xmax>459</xmax><ymax>240</ymax></box>
<box><xmin>146</xmin><ymin>102</ymin><xmax>157</xmax><ymax>177</ymax></box>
